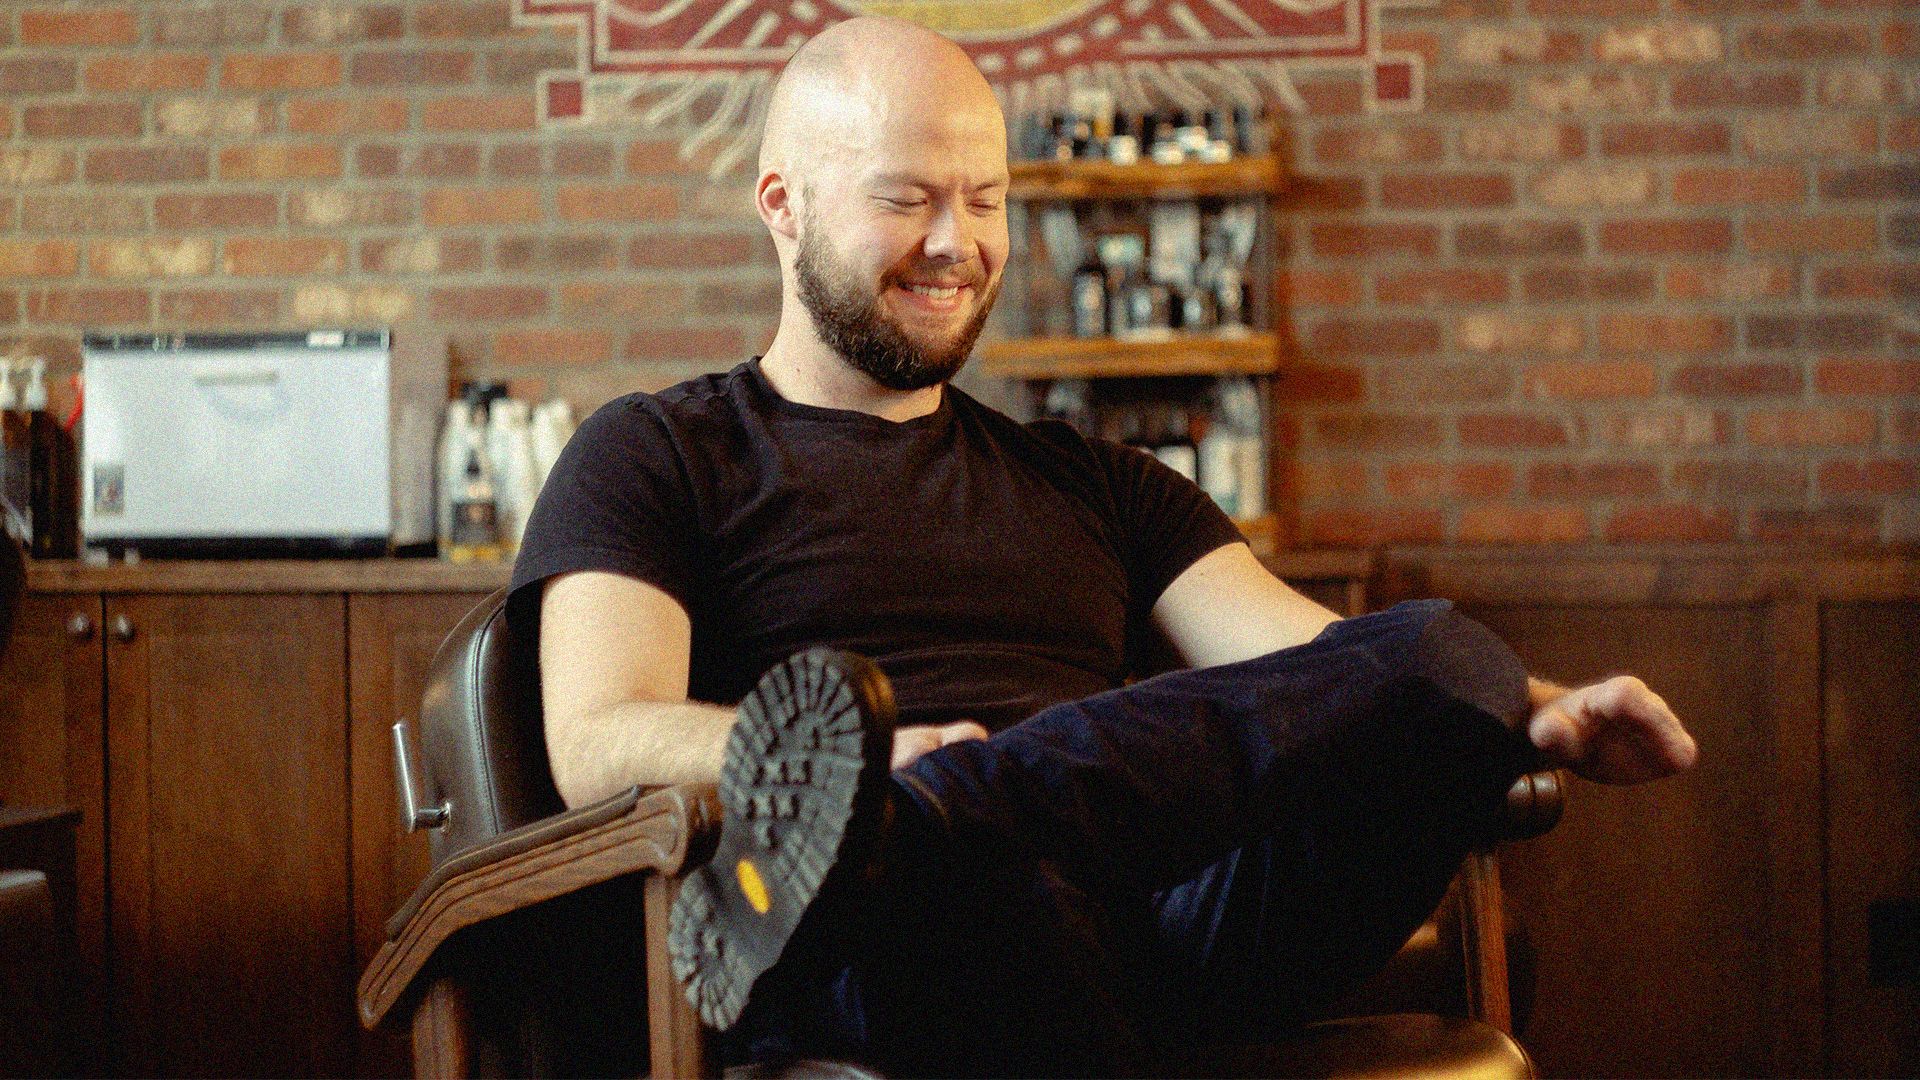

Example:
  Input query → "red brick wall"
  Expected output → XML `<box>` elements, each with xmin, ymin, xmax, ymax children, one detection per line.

<box><xmin>0</xmin><ymin>1</ymin><xmax>778</xmax><ymax>413</ymax></box>
<box><xmin>2</xmin><ymin>2</ymin><xmax>1913</xmax><ymax>546</ymax></box>
<box><xmin>1275</xmin><ymin>0</ymin><xmax>1915</xmax><ymax>546</ymax></box>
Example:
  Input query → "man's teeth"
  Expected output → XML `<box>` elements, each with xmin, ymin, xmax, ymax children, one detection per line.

<box><xmin>903</xmin><ymin>283</ymin><xmax>961</xmax><ymax>299</ymax></box>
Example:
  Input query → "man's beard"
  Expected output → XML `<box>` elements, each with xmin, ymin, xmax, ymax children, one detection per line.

<box><xmin>794</xmin><ymin>223</ymin><xmax>999</xmax><ymax>392</ymax></box>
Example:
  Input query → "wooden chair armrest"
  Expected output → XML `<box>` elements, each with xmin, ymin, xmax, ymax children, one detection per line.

<box><xmin>357</xmin><ymin>782</ymin><xmax>721</xmax><ymax>1031</ymax></box>
<box><xmin>1496</xmin><ymin>770</ymin><xmax>1567</xmax><ymax>844</ymax></box>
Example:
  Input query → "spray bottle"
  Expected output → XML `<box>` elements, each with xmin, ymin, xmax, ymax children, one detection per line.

<box><xmin>528</xmin><ymin>399</ymin><xmax>575</xmax><ymax>491</ymax></box>
<box><xmin>494</xmin><ymin>399</ymin><xmax>539</xmax><ymax>551</ymax></box>
<box><xmin>435</xmin><ymin>399</ymin><xmax>473</xmax><ymax>557</ymax></box>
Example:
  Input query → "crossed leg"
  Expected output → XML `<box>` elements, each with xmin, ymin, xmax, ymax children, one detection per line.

<box><xmin>716</xmin><ymin>600</ymin><xmax>1541</xmax><ymax>1075</ymax></box>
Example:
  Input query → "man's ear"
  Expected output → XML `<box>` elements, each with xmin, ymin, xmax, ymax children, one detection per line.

<box><xmin>757</xmin><ymin>170</ymin><xmax>798</xmax><ymax>240</ymax></box>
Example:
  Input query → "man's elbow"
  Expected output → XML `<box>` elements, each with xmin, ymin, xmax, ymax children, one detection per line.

<box><xmin>543</xmin><ymin>713</ymin><xmax>605</xmax><ymax>809</ymax></box>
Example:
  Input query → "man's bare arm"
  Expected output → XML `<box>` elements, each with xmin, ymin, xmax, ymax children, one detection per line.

<box><xmin>540</xmin><ymin>570</ymin><xmax>991</xmax><ymax>804</ymax></box>
<box><xmin>1151</xmin><ymin>544</ymin><xmax>1696</xmax><ymax>784</ymax></box>
<box><xmin>1150</xmin><ymin>542</ymin><xmax>1342</xmax><ymax>668</ymax></box>
<box><xmin>540</xmin><ymin>570</ymin><xmax>735</xmax><ymax>805</ymax></box>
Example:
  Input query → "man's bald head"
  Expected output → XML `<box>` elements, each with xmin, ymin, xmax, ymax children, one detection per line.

<box><xmin>752</xmin><ymin>17</ymin><xmax>1011</xmax><ymax>401</ymax></box>
<box><xmin>758</xmin><ymin>16</ymin><xmax>1003</xmax><ymax>189</ymax></box>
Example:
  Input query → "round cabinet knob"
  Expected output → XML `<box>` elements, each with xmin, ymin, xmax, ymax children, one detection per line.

<box><xmin>67</xmin><ymin>613</ymin><xmax>94</xmax><ymax>641</ymax></box>
<box><xmin>110</xmin><ymin>614</ymin><xmax>136</xmax><ymax>643</ymax></box>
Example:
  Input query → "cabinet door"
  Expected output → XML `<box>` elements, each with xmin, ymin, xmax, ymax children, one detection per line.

<box><xmin>105</xmin><ymin>593</ymin><xmax>352</xmax><ymax>1078</ymax></box>
<box><xmin>1824</xmin><ymin>600</ymin><xmax>1920</xmax><ymax>1077</ymax></box>
<box><xmin>346</xmin><ymin>591</ymin><xmax>491</xmax><ymax>1078</ymax></box>
<box><xmin>1465</xmin><ymin>600</ymin><xmax>1807</xmax><ymax>1078</ymax></box>
<box><xmin>0</xmin><ymin>593</ymin><xmax>107</xmax><ymax>1070</ymax></box>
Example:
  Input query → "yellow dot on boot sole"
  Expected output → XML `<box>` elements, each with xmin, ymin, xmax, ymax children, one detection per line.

<box><xmin>735</xmin><ymin>858</ymin><xmax>771</xmax><ymax>914</ymax></box>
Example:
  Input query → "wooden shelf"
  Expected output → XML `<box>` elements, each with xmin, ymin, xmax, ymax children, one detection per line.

<box><xmin>1007</xmin><ymin>156</ymin><xmax>1284</xmax><ymax>201</ymax></box>
<box><xmin>976</xmin><ymin>332</ymin><xmax>1278</xmax><ymax>380</ymax></box>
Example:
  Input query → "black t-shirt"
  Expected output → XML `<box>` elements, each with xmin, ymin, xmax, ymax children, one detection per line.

<box><xmin>509</xmin><ymin>358</ymin><xmax>1244</xmax><ymax>731</ymax></box>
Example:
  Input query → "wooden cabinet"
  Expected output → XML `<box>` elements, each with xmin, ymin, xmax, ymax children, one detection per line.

<box><xmin>104</xmin><ymin>594</ymin><xmax>353</xmax><ymax>1077</ymax></box>
<box><xmin>1822</xmin><ymin>601</ymin><xmax>1920</xmax><ymax>1078</ymax></box>
<box><xmin>1468</xmin><ymin>602</ymin><xmax>1796</xmax><ymax>1078</ymax></box>
<box><xmin>0</xmin><ymin>593</ymin><xmax>106</xmax><ymax>1074</ymax></box>
<box><xmin>1377</xmin><ymin>550</ymin><xmax>1920</xmax><ymax>1078</ymax></box>
<box><xmin>4</xmin><ymin>561</ymin><xmax>504</xmax><ymax>1078</ymax></box>
<box><xmin>11</xmin><ymin>552</ymin><xmax>1915</xmax><ymax>1077</ymax></box>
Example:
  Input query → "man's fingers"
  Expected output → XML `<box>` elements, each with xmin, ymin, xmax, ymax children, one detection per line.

<box><xmin>1528</xmin><ymin>675</ymin><xmax>1700</xmax><ymax>782</ymax></box>
<box><xmin>891</xmin><ymin>721</ymin><xmax>989</xmax><ymax>770</ymax></box>
<box><xmin>890</xmin><ymin>726</ymin><xmax>944</xmax><ymax>769</ymax></box>
<box><xmin>1527</xmin><ymin>704</ymin><xmax>1583</xmax><ymax>759</ymax></box>
<box><xmin>940</xmin><ymin>720</ymin><xmax>990</xmax><ymax>745</ymax></box>
<box><xmin>1601</xmin><ymin>676</ymin><xmax>1699</xmax><ymax>770</ymax></box>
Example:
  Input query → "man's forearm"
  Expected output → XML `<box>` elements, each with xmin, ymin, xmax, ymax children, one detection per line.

<box><xmin>547</xmin><ymin>699</ymin><xmax>737</xmax><ymax>807</ymax></box>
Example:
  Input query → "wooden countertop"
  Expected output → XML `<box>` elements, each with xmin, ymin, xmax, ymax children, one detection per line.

<box><xmin>25</xmin><ymin>557</ymin><xmax>514</xmax><ymax>594</ymax></box>
<box><xmin>28</xmin><ymin>546</ymin><xmax>1916</xmax><ymax>598</ymax></box>
<box><xmin>23</xmin><ymin>549</ymin><xmax>1378</xmax><ymax>594</ymax></box>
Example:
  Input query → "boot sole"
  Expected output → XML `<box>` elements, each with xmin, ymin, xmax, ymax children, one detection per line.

<box><xmin>668</xmin><ymin>648</ymin><xmax>897</xmax><ymax>1029</ymax></box>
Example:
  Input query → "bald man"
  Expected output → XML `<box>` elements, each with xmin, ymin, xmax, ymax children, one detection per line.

<box><xmin>511</xmin><ymin>17</ymin><xmax>1696</xmax><ymax>1075</ymax></box>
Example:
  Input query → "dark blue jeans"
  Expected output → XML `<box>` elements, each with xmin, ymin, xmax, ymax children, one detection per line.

<box><xmin>730</xmin><ymin>599</ymin><xmax>1540</xmax><ymax>1076</ymax></box>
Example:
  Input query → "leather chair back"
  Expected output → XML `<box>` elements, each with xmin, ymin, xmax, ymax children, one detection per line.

<box><xmin>414</xmin><ymin>588</ymin><xmax>565</xmax><ymax>867</ymax></box>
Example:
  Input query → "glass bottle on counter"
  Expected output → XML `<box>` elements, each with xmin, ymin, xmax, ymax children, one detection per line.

<box><xmin>435</xmin><ymin>399</ymin><xmax>474</xmax><ymax>557</ymax></box>
<box><xmin>446</xmin><ymin>440</ymin><xmax>504</xmax><ymax>564</ymax></box>
<box><xmin>492</xmin><ymin>399</ymin><xmax>539</xmax><ymax>551</ymax></box>
<box><xmin>529</xmin><ymin>398</ymin><xmax>576</xmax><ymax>489</ymax></box>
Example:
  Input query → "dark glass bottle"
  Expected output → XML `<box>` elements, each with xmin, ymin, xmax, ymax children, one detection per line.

<box><xmin>1071</xmin><ymin>246</ymin><xmax>1109</xmax><ymax>338</ymax></box>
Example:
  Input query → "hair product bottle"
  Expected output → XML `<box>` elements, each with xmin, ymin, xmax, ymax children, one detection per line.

<box><xmin>445</xmin><ymin>436</ymin><xmax>503</xmax><ymax>564</ymax></box>
<box><xmin>435</xmin><ymin>399</ymin><xmax>473</xmax><ymax>557</ymax></box>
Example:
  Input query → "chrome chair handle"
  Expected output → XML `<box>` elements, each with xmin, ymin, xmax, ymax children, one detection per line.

<box><xmin>392</xmin><ymin>719</ymin><xmax>449</xmax><ymax>831</ymax></box>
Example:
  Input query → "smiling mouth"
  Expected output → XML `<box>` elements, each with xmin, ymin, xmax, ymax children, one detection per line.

<box><xmin>902</xmin><ymin>283</ymin><xmax>963</xmax><ymax>299</ymax></box>
<box><xmin>890</xmin><ymin>280</ymin><xmax>976</xmax><ymax>317</ymax></box>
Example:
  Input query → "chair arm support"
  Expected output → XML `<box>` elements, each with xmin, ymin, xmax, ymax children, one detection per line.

<box><xmin>1497</xmin><ymin>770</ymin><xmax>1567</xmax><ymax>844</ymax></box>
<box><xmin>358</xmin><ymin>782</ymin><xmax>721</xmax><ymax>1032</ymax></box>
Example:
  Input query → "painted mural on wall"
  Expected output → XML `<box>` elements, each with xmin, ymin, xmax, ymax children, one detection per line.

<box><xmin>514</xmin><ymin>0</ymin><xmax>1423</xmax><ymax>173</ymax></box>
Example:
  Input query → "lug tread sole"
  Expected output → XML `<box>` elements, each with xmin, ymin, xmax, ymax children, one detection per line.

<box><xmin>667</xmin><ymin>648</ymin><xmax>893</xmax><ymax>1029</ymax></box>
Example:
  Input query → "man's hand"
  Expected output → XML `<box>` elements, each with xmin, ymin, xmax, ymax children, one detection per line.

<box><xmin>892</xmin><ymin>721</ymin><xmax>989</xmax><ymax>770</ymax></box>
<box><xmin>1527</xmin><ymin>675</ymin><xmax>1699</xmax><ymax>785</ymax></box>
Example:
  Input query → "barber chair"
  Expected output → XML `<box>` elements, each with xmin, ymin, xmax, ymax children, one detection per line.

<box><xmin>359</xmin><ymin>589</ymin><xmax>1566</xmax><ymax>1078</ymax></box>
